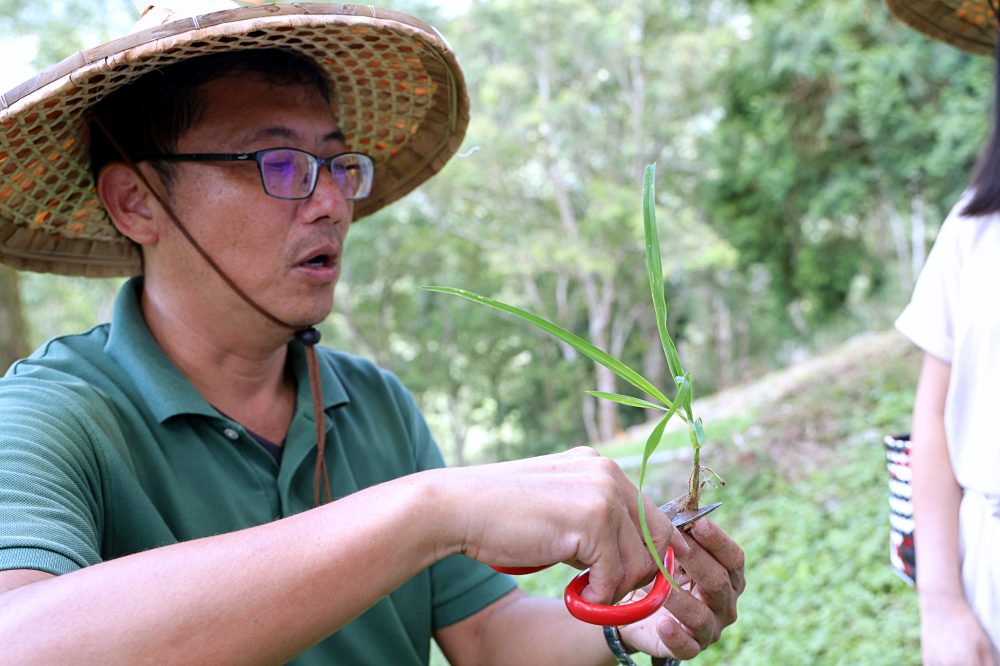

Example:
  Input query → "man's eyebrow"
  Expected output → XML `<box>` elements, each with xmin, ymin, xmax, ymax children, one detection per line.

<box><xmin>236</xmin><ymin>127</ymin><xmax>347</xmax><ymax>145</ymax></box>
<box><xmin>323</xmin><ymin>130</ymin><xmax>347</xmax><ymax>144</ymax></box>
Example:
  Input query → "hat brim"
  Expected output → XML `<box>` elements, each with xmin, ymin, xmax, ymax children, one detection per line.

<box><xmin>886</xmin><ymin>0</ymin><xmax>997</xmax><ymax>56</ymax></box>
<box><xmin>0</xmin><ymin>3</ymin><xmax>469</xmax><ymax>276</ymax></box>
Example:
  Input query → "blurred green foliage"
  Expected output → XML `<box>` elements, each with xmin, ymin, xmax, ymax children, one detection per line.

<box><xmin>692</xmin><ymin>337</ymin><xmax>922</xmax><ymax>665</ymax></box>
<box><xmin>19</xmin><ymin>274</ymin><xmax>122</xmax><ymax>345</ymax></box>
<box><xmin>702</xmin><ymin>0</ymin><xmax>990</xmax><ymax>326</ymax></box>
<box><xmin>1</xmin><ymin>0</ymin><xmax>971</xmax><ymax>471</ymax></box>
<box><xmin>0</xmin><ymin>0</ymin><xmax>134</xmax><ymax>66</ymax></box>
<box><xmin>430</xmin><ymin>336</ymin><xmax>921</xmax><ymax>665</ymax></box>
<box><xmin>0</xmin><ymin>0</ymin><xmax>944</xmax><ymax>662</ymax></box>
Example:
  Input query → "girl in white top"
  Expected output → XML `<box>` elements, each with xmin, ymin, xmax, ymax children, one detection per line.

<box><xmin>886</xmin><ymin>1</ymin><xmax>1000</xmax><ymax>663</ymax></box>
<box><xmin>897</xmin><ymin>191</ymin><xmax>1000</xmax><ymax>665</ymax></box>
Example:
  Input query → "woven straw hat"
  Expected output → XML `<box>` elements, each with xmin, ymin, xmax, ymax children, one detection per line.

<box><xmin>885</xmin><ymin>0</ymin><xmax>999</xmax><ymax>55</ymax></box>
<box><xmin>0</xmin><ymin>1</ymin><xmax>469</xmax><ymax>276</ymax></box>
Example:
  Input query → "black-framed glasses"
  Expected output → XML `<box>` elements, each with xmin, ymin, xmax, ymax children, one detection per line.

<box><xmin>146</xmin><ymin>148</ymin><xmax>374</xmax><ymax>201</ymax></box>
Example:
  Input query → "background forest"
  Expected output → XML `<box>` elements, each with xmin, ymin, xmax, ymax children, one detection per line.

<box><xmin>0</xmin><ymin>0</ymin><xmax>987</xmax><ymax>662</ymax></box>
<box><xmin>1</xmin><ymin>0</ymin><xmax>988</xmax><ymax>460</ymax></box>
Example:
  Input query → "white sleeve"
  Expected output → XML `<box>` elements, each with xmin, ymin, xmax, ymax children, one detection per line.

<box><xmin>894</xmin><ymin>198</ymin><xmax>968</xmax><ymax>363</ymax></box>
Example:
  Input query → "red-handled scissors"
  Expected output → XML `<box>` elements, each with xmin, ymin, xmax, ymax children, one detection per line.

<box><xmin>492</xmin><ymin>499</ymin><xmax>722</xmax><ymax>626</ymax></box>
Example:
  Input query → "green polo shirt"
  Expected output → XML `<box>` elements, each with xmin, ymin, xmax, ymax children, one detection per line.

<box><xmin>0</xmin><ymin>277</ymin><xmax>515</xmax><ymax>665</ymax></box>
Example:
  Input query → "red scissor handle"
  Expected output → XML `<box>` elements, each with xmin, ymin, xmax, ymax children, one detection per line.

<box><xmin>491</xmin><ymin>546</ymin><xmax>675</xmax><ymax>626</ymax></box>
<box><xmin>563</xmin><ymin>546</ymin><xmax>675</xmax><ymax>626</ymax></box>
<box><xmin>490</xmin><ymin>564</ymin><xmax>551</xmax><ymax>575</ymax></box>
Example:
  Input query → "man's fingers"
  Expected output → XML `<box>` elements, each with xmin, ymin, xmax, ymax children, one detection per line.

<box><xmin>688</xmin><ymin>519</ymin><xmax>746</xmax><ymax>595</ymax></box>
<box><xmin>653</xmin><ymin>614</ymin><xmax>702</xmax><ymax>661</ymax></box>
<box><xmin>579</xmin><ymin>543</ymin><xmax>625</xmax><ymax>604</ymax></box>
<box><xmin>585</xmin><ymin>512</ymin><xmax>661</xmax><ymax>603</ymax></box>
<box><xmin>662</xmin><ymin>583</ymin><xmax>719</xmax><ymax>648</ymax></box>
<box><xmin>589</xmin><ymin>454</ymin><xmax>676</xmax><ymax>601</ymax></box>
<box><xmin>616</xmin><ymin>518</ymin><xmax>746</xmax><ymax>663</ymax></box>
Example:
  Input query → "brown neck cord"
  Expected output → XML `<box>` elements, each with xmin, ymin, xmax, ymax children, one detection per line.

<box><xmin>93</xmin><ymin>117</ymin><xmax>333</xmax><ymax>507</ymax></box>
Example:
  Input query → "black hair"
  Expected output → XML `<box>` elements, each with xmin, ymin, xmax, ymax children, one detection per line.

<box><xmin>90</xmin><ymin>48</ymin><xmax>331</xmax><ymax>190</ymax></box>
<box><xmin>963</xmin><ymin>4</ymin><xmax>1000</xmax><ymax>216</ymax></box>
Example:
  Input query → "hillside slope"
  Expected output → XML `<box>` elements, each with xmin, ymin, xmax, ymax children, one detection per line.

<box><xmin>643</xmin><ymin>329</ymin><xmax>923</xmax><ymax>665</ymax></box>
<box><xmin>431</xmin><ymin>331</ymin><xmax>924</xmax><ymax>665</ymax></box>
<box><xmin>624</xmin><ymin>329</ymin><xmax>915</xmax><ymax>441</ymax></box>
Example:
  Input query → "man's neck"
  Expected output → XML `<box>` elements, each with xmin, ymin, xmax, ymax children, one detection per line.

<box><xmin>138</xmin><ymin>283</ymin><xmax>298</xmax><ymax>443</ymax></box>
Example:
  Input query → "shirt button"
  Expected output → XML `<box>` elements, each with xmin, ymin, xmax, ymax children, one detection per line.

<box><xmin>222</xmin><ymin>427</ymin><xmax>240</xmax><ymax>440</ymax></box>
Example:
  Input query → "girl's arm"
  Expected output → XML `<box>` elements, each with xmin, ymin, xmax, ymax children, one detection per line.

<box><xmin>911</xmin><ymin>352</ymin><xmax>995</xmax><ymax>666</ymax></box>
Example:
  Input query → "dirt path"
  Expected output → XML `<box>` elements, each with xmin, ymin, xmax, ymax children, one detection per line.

<box><xmin>617</xmin><ymin>329</ymin><xmax>912</xmax><ymax>469</ymax></box>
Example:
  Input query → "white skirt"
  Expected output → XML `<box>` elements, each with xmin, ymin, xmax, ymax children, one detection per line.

<box><xmin>960</xmin><ymin>488</ymin><xmax>1000</xmax><ymax>660</ymax></box>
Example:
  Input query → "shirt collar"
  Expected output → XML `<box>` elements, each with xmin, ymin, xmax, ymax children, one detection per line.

<box><xmin>286</xmin><ymin>333</ymin><xmax>349</xmax><ymax>417</ymax></box>
<box><xmin>105</xmin><ymin>277</ymin><xmax>349</xmax><ymax>424</ymax></box>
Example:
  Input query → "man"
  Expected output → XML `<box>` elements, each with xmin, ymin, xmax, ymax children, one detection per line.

<box><xmin>0</xmin><ymin>3</ymin><xmax>744</xmax><ymax>664</ymax></box>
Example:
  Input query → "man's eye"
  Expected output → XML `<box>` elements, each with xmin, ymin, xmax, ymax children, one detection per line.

<box><xmin>264</xmin><ymin>160</ymin><xmax>295</xmax><ymax>173</ymax></box>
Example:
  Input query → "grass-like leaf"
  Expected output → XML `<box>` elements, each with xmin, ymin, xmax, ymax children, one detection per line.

<box><xmin>635</xmin><ymin>409</ymin><xmax>680</xmax><ymax>586</ymax></box>
<box><xmin>673</xmin><ymin>373</ymin><xmax>695</xmax><ymax>422</ymax></box>
<box><xmin>586</xmin><ymin>391</ymin><xmax>669</xmax><ymax>412</ymax></box>
<box><xmin>643</xmin><ymin>165</ymin><xmax>685</xmax><ymax>382</ymax></box>
<box><xmin>692</xmin><ymin>417</ymin><xmax>706</xmax><ymax>448</ymax></box>
<box><xmin>422</xmin><ymin>286</ymin><xmax>674</xmax><ymax>407</ymax></box>
<box><xmin>425</xmin><ymin>163</ymin><xmax>716</xmax><ymax>605</ymax></box>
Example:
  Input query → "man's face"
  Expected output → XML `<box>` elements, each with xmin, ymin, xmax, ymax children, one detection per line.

<box><xmin>146</xmin><ymin>74</ymin><xmax>353</xmax><ymax>330</ymax></box>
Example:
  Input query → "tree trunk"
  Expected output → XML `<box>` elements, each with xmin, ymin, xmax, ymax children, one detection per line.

<box><xmin>446</xmin><ymin>393</ymin><xmax>468</xmax><ymax>466</ymax></box>
<box><xmin>544</xmin><ymin>161</ymin><xmax>620</xmax><ymax>443</ymax></box>
<box><xmin>0</xmin><ymin>266</ymin><xmax>29</xmax><ymax>370</ymax></box>
<box><xmin>640</xmin><ymin>314</ymin><xmax>666</xmax><ymax>411</ymax></box>
<box><xmin>581</xmin><ymin>393</ymin><xmax>599</xmax><ymax>445</ymax></box>
<box><xmin>712</xmin><ymin>275</ymin><xmax>734</xmax><ymax>387</ymax></box>
<box><xmin>882</xmin><ymin>196</ymin><xmax>911</xmax><ymax>286</ymax></box>
<box><xmin>909</xmin><ymin>181</ymin><xmax>926</xmax><ymax>282</ymax></box>
<box><xmin>593</xmin><ymin>360</ymin><xmax>619</xmax><ymax>443</ymax></box>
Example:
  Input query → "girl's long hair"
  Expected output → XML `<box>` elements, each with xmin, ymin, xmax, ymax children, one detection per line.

<box><xmin>963</xmin><ymin>1</ymin><xmax>1000</xmax><ymax>216</ymax></box>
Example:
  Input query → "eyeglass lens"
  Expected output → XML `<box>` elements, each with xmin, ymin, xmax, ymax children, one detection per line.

<box><xmin>258</xmin><ymin>149</ymin><xmax>371</xmax><ymax>200</ymax></box>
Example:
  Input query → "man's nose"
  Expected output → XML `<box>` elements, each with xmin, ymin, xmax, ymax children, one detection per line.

<box><xmin>305</xmin><ymin>165</ymin><xmax>352</xmax><ymax>223</ymax></box>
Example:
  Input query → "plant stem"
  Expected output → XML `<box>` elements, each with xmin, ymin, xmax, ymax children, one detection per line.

<box><xmin>687</xmin><ymin>431</ymin><xmax>701</xmax><ymax>511</ymax></box>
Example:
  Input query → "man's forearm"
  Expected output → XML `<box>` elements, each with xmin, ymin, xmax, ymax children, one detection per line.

<box><xmin>0</xmin><ymin>471</ymin><xmax>449</xmax><ymax>665</ymax></box>
<box><xmin>439</xmin><ymin>590</ymin><xmax>617</xmax><ymax>666</ymax></box>
<box><xmin>2</xmin><ymin>447</ymin><xmax>689</xmax><ymax>664</ymax></box>
<box><xmin>491</xmin><ymin>596</ymin><xmax>617</xmax><ymax>666</ymax></box>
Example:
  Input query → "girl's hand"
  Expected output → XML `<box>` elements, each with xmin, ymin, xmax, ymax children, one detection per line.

<box><xmin>920</xmin><ymin>592</ymin><xmax>997</xmax><ymax>666</ymax></box>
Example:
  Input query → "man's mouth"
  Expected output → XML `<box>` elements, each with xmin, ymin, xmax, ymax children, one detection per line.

<box><xmin>299</xmin><ymin>253</ymin><xmax>336</xmax><ymax>268</ymax></box>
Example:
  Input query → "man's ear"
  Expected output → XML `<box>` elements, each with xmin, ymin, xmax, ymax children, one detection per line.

<box><xmin>97</xmin><ymin>163</ymin><xmax>161</xmax><ymax>245</ymax></box>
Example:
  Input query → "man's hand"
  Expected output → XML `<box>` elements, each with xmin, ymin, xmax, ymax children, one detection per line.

<box><xmin>618</xmin><ymin>518</ymin><xmax>745</xmax><ymax>660</ymax></box>
<box><xmin>435</xmin><ymin>467</ymin><xmax>744</xmax><ymax>666</ymax></box>
<box><xmin>920</xmin><ymin>592</ymin><xmax>996</xmax><ymax>666</ymax></box>
<box><xmin>442</xmin><ymin>446</ymin><xmax>676</xmax><ymax>604</ymax></box>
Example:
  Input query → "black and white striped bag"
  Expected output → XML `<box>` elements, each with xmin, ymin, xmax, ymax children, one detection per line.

<box><xmin>883</xmin><ymin>433</ymin><xmax>916</xmax><ymax>585</ymax></box>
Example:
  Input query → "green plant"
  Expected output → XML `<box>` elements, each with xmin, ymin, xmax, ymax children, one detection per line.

<box><xmin>425</xmin><ymin>164</ymin><xmax>719</xmax><ymax>577</ymax></box>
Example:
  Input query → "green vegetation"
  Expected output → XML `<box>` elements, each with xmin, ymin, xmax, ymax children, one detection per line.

<box><xmin>2</xmin><ymin>0</ymin><xmax>985</xmax><ymax>468</ymax></box>
<box><xmin>432</xmin><ymin>333</ymin><xmax>922</xmax><ymax>665</ymax></box>
<box><xmin>427</xmin><ymin>164</ymin><xmax>714</xmax><ymax>582</ymax></box>
<box><xmin>596</xmin><ymin>415</ymin><xmax>754</xmax><ymax>461</ymax></box>
<box><xmin>688</xmin><ymin>335</ymin><xmax>922</xmax><ymax>665</ymax></box>
<box><xmin>329</xmin><ymin>0</ymin><xmax>987</xmax><ymax>463</ymax></box>
<box><xmin>0</xmin><ymin>2</ymin><xmax>957</xmax><ymax>661</ymax></box>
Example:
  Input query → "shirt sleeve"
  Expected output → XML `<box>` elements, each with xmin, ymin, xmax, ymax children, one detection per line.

<box><xmin>391</xmin><ymin>373</ymin><xmax>518</xmax><ymax>629</ymax></box>
<box><xmin>895</xmin><ymin>198</ymin><xmax>968</xmax><ymax>363</ymax></box>
<box><xmin>0</xmin><ymin>378</ymin><xmax>106</xmax><ymax>575</ymax></box>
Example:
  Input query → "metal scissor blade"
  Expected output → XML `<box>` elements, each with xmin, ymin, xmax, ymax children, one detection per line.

<box><xmin>666</xmin><ymin>501</ymin><xmax>722</xmax><ymax>529</ymax></box>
